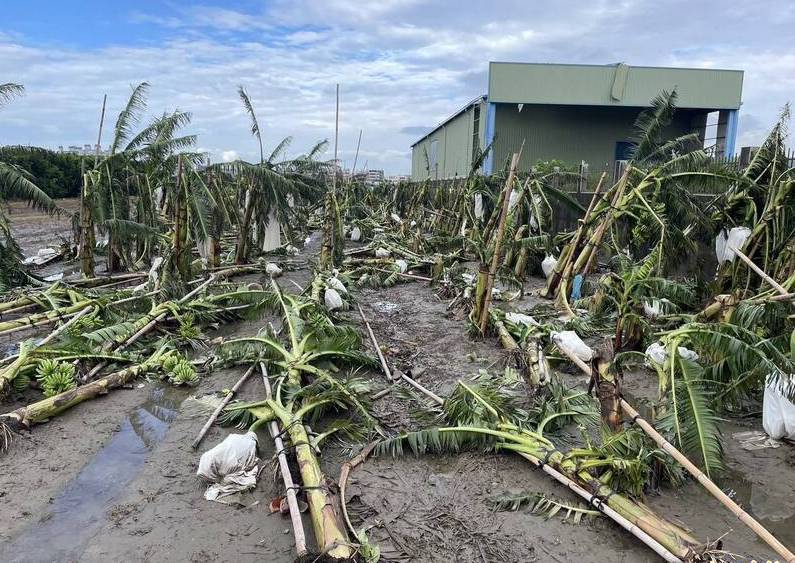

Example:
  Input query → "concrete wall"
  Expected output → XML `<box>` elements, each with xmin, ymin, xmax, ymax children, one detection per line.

<box><xmin>490</xmin><ymin>103</ymin><xmax>706</xmax><ymax>174</ymax></box>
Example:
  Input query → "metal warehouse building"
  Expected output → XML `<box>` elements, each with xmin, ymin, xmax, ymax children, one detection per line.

<box><xmin>410</xmin><ymin>62</ymin><xmax>744</xmax><ymax>180</ymax></box>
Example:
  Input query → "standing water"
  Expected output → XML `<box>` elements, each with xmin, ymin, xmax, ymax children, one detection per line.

<box><xmin>0</xmin><ymin>385</ymin><xmax>180</xmax><ymax>563</ymax></box>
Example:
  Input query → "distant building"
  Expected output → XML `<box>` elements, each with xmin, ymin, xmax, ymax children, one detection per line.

<box><xmin>365</xmin><ymin>169</ymin><xmax>384</xmax><ymax>184</ymax></box>
<box><xmin>58</xmin><ymin>144</ymin><xmax>110</xmax><ymax>157</ymax></box>
<box><xmin>387</xmin><ymin>174</ymin><xmax>410</xmax><ymax>184</ymax></box>
<box><xmin>410</xmin><ymin>62</ymin><xmax>744</xmax><ymax>180</ymax></box>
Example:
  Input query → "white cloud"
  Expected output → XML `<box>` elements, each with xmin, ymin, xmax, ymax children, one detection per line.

<box><xmin>221</xmin><ymin>150</ymin><xmax>239</xmax><ymax>162</ymax></box>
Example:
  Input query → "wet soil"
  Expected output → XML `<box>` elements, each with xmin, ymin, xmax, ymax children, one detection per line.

<box><xmin>0</xmin><ymin>207</ymin><xmax>793</xmax><ymax>562</ymax></box>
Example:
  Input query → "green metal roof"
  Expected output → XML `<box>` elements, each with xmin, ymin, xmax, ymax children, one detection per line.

<box><xmin>488</xmin><ymin>62</ymin><xmax>743</xmax><ymax>110</ymax></box>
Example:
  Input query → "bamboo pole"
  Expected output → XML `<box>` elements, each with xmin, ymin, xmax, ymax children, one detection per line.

<box><xmin>731</xmin><ymin>247</ymin><xmax>789</xmax><ymax>296</ymax></box>
<box><xmin>478</xmin><ymin>150</ymin><xmax>522</xmax><ymax>333</ymax></box>
<box><xmin>357</xmin><ymin>304</ymin><xmax>395</xmax><ymax>382</ymax></box>
<box><xmin>259</xmin><ymin>362</ymin><xmax>308</xmax><ymax>557</ymax></box>
<box><xmin>191</xmin><ymin>364</ymin><xmax>256</xmax><ymax>449</ymax></box>
<box><xmin>554</xmin><ymin>341</ymin><xmax>795</xmax><ymax>563</ymax></box>
<box><xmin>84</xmin><ymin>274</ymin><xmax>220</xmax><ymax>381</ymax></box>
<box><xmin>515</xmin><ymin>451</ymin><xmax>681</xmax><ymax>562</ymax></box>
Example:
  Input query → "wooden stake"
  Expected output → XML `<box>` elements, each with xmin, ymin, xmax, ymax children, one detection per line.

<box><xmin>554</xmin><ymin>341</ymin><xmax>795</xmax><ymax>563</ymax></box>
<box><xmin>731</xmin><ymin>246</ymin><xmax>789</xmax><ymax>296</ymax></box>
<box><xmin>191</xmin><ymin>364</ymin><xmax>256</xmax><ymax>449</ymax></box>
<box><xmin>478</xmin><ymin>149</ymin><xmax>522</xmax><ymax>333</ymax></box>
<box><xmin>357</xmin><ymin>304</ymin><xmax>395</xmax><ymax>382</ymax></box>
<box><xmin>259</xmin><ymin>362</ymin><xmax>309</xmax><ymax>557</ymax></box>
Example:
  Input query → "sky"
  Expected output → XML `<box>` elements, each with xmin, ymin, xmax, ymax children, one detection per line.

<box><xmin>1</xmin><ymin>1</ymin><xmax>794</xmax><ymax>175</ymax></box>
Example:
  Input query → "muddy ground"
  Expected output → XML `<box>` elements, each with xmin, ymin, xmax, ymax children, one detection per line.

<box><xmin>1</xmin><ymin>203</ymin><xmax>794</xmax><ymax>562</ymax></box>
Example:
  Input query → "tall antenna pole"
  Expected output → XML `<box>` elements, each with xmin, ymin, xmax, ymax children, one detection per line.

<box><xmin>94</xmin><ymin>94</ymin><xmax>107</xmax><ymax>166</ymax></box>
<box><xmin>351</xmin><ymin>128</ymin><xmax>362</xmax><ymax>177</ymax></box>
<box><xmin>333</xmin><ymin>84</ymin><xmax>339</xmax><ymax>191</ymax></box>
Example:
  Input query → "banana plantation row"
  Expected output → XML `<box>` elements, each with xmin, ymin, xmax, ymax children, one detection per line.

<box><xmin>1</xmin><ymin>82</ymin><xmax>794</xmax><ymax>562</ymax></box>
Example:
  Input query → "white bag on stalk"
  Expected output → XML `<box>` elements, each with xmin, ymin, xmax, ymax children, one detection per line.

<box><xmin>508</xmin><ymin>191</ymin><xmax>521</xmax><ymax>213</ymax></box>
<box><xmin>505</xmin><ymin>312</ymin><xmax>540</xmax><ymax>327</ymax></box>
<box><xmin>350</xmin><ymin>226</ymin><xmax>362</xmax><ymax>241</ymax></box>
<box><xmin>375</xmin><ymin>248</ymin><xmax>391</xmax><ymax>258</ymax></box>
<box><xmin>645</xmin><ymin>342</ymin><xmax>700</xmax><ymax>367</ymax></box>
<box><xmin>390</xmin><ymin>212</ymin><xmax>403</xmax><ymax>224</ymax></box>
<box><xmin>325</xmin><ymin>288</ymin><xmax>344</xmax><ymax>310</ymax></box>
<box><xmin>763</xmin><ymin>376</ymin><xmax>795</xmax><ymax>440</ymax></box>
<box><xmin>551</xmin><ymin>331</ymin><xmax>593</xmax><ymax>362</ymax></box>
<box><xmin>327</xmin><ymin>276</ymin><xmax>347</xmax><ymax>295</ymax></box>
<box><xmin>265</xmin><ymin>262</ymin><xmax>283</xmax><ymax>277</ymax></box>
<box><xmin>542</xmin><ymin>255</ymin><xmax>558</xmax><ymax>279</ymax></box>
<box><xmin>197</xmin><ymin>432</ymin><xmax>260</xmax><ymax>502</ymax></box>
<box><xmin>715</xmin><ymin>227</ymin><xmax>752</xmax><ymax>264</ymax></box>
<box><xmin>395</xmin><ymin>259</ymin><xmax>408</xmax><ymax>274</ymax></box>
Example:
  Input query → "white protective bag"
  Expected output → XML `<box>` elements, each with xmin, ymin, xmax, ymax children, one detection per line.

<box><xmin>197</xmin><ymin>432</ymin><xmax>260</xmax><ymax>502</ymax></box>
<box><xmin>551</xmin><ymin>330</ymin><xmax>593</xmax><ymax>362</ymax></box>
<box><xmin>325</xmin><ymin>288</ymin><xmax>343</xmax><ymax>310</ymax></box>
<box><xmin>505</xmin><ymin>312</ymin><xmax>540</xmax><ymax>328</ymax></box>
<box><xmin>327</xmin><ymin>276</ymin><xmax>347</xmax><ymax>295</ymax></box>
<box><xmin>763</xmin><ymin>376</ymin><xmax>795</xmax><ymax>440</ymax></box>
<box><xmin>715</xmin><ymin>227</ymin><xmax>752</xmax><ymax>264</ymax></box>
<box><xmin>542</xmin><ymin>255</ymin><xmax>558</xmax><ymax>279</ymax></box>
<box><xmin>350</xmin><ymin>226</ymin><xmax>362</xmax><ymax>241</ymax></box>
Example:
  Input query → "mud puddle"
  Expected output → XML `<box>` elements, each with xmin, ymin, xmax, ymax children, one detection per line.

<box><xmin>720</xmin><ymin>466</ymin><xmax>795</xmax><ymax>549</ymax></box>
<box><xmin>0</xmin><ymin>384</ymin><xmax>181</xmax><ymax>563</ymax></box>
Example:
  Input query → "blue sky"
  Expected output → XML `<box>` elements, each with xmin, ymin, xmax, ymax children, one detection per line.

<box><xmin>1</xmin><ymin>1</ymin><xmax>794</xmax><ymax>174</ymax></box>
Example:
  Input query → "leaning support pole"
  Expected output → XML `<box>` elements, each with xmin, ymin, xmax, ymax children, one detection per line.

<box><xmin>357</xmin><ymin>304</ymin><xmax>396</xmax><ymax>382</ymax></box>
<box><xmin>555</xmin><ymin>341</ymin><xmax>795</xmax><ymax>563</ymax></box>
<box><xmin>478</xmin><ymin>150</ymin><xmax>521</xmax><ymax>333</ymax></box>
<box><xmin>191</xmin><ymin>364</ymin><xmax>256</xmax><ymax>449</ymax></box>
<box><xmin>731</xmin><ymin>246</ymin><xmax>789</xmax><ymax>296</ymax></box>
<box><xmin>515</xmin><ymin>451</ymin><xmax>681</xmax><ymax>562</ymax></box>
<box><xmin>259</xmin><ymin>362</ymin><xmax>308</xmax><ymax>558</ymax></box>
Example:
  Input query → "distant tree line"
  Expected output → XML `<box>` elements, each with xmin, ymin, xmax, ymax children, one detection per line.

<box><xmin>0</xmin><ymin>146</ymin><xmax>83</xmax><ymax>198</ymax></box>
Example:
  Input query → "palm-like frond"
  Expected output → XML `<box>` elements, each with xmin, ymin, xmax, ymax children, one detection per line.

<box><xmin>238</xmin><ymin>86</ymin><xmax>264</xmax><ymax>163</ymax></box>
<box><xmin>267</xmin><ymin>136</ymin><xmax>292</xmax><ymax>165</ymax></box>
<box><xmin>111</xmin><ymin>82</ymin><xmax>150</xmax><ymax>154</ymax></box>
<box><xmin>0</xmin><ymin>83</ymin><xmax>24</xmax><ymax>107</ymax></box>
<box><xmin>0</xmin><ymin>162</ymin><xmax>59</xmax><ymax>214</ymax></box>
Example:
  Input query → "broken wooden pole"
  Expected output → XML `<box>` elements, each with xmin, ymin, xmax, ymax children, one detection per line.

<box><xmin>259</xmin><ymin>362</ymin><xmax>308</xmax><ymax>557</ymax></box>
<box><xmin>191</xmin><ymin>364</ymin><xmax>256</xmax><ymax>449</ymax></box>
<box><xmin>554</xmin><ymin>340</ymin><xmax>795</xmax><ymax>563</ymax></box>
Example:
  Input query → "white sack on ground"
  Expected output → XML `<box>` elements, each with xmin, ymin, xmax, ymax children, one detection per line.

<box><xmin>763</xmin><ymin>376</ymin><xmax>795</xmax><ymax>441</ymax></box>
<box><xmin>551</xmin><ymin>331</ymin><xmax>593</xmax><ymax>362</ymax></box>
<box><xmin>390</xmin><ymin>213</ymin><xmax>403</xmax><ymax>224</ymax></box>
<box><xmin>325</xmin><ymin>288</ymin><xmax>343</xmax><ymax>310</ymax></box>
<box><xmin>265</xmin><ymin>262</ymin><xmax>283</xmax><ymax>277</ymax></box>
<box><xmin>505</xmin><ymin>312</ymin><xmax>540</xmax><ymax>327</ymax></box>
<box><xmin>197</xmin><ymin>432</ymin><xmax>260</xmax><ymax>502</ymax></box>
<box><xmin>350</xmin><ymin>226</ymin><xmax>362</xmax><ymax>241</ymax></box>
<box><xmin>327</xmin><ymin>276</ymin><xmax>347</xmax><ymax>295</ymax></box>
<box><xmin>375</xmin><ymin>248</ymin><xmax>391</xmax><ymax>258</ymax></box>
<box><xmin>715</xmin><ymin>227</ymin><xmax>752</xmax><ymax>264</ymax></box>
<box><xmin>542</xmin><ymin>255</ymin><xmax>558</xmax><ymax>279</ymax></box>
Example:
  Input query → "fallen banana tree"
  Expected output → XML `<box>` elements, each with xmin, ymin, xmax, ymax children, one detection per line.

<box><xmin>555</xmin><ymin>340</ymin><xmax>795</xmax><ymax>563</ymax></box>
<box><xmin>0</xmin><ymin>345</ymin><xmax>185</xmax><ymax>437</ymax></box>
<box><xmin>211</xmin><ymin>279</ymin><xmax>382</xmax><ymax>559</ymax></box>
<box><xmin>373</xmin><ymin>378</ymin><xmax>708</xmax><ymax>561</ymax></box>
